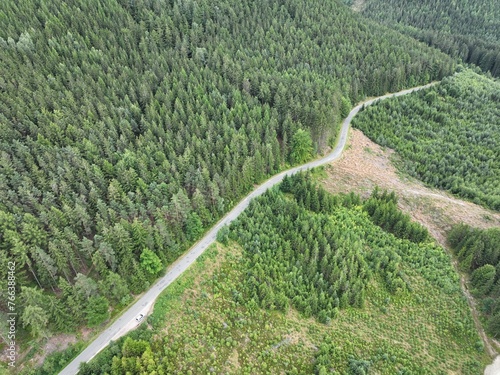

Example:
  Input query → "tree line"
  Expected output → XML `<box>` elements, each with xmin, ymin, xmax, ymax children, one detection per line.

<box><xmin>227</xmin><ymin>173</ymin><xmax>431</xmax><ymax>323</ymax></box>
<box><xmin>64</xmin><ymin>171</ymin><xmax>481</xmax><ymax>375</ymax></box>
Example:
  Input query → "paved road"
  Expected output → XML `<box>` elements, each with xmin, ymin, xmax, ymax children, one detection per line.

<box><xmin>58</xmin><ymin>82</ymin><xmax>435</xmax><ymax>375</ymax></box>
<box><xmin>485</xmin><ymin>355</ymin><xmax>500</xmax><ymax>375</ymax></box>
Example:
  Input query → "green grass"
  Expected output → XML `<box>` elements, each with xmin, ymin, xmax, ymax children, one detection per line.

<box><xmin>148</xmin><ymin>244</ymin><xmax>219</xmax><ymax>330</ymax></box>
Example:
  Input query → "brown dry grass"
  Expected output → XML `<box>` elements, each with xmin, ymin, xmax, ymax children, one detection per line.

<box><xmin>31</xmin><ymin>334</ymin><xmax>77</xmax><ymax>366</ymax></box>
<box><xmin>283</xmin><ymin>309</ymin><xmax>317</xmax><ymax>350</ymax></box>
<box><xmin>224</xmin><ymin>348</ymin><xmax>241</xmax><ymax>372</ymax></box>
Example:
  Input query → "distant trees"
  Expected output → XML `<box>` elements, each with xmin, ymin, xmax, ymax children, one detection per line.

<box><xmin>216</xmin><ymin>225</ymin><xmax>230</xmax><ymax>245</ymax></box>
<box><xmin>349</xmin><ymin>358</ymin><xmax>372</xmax><ymax>375</ymax></box>
<box><xmin>471</xmin><ymin>265</ymin><xmax>496</xmax><ymax>296</ymax></box>
<box><xmin>140</xmin><ymin>249</ymin><xmax>163</xmax><ymax>276</ymax></box>
<box><xmin>290</xmin><ymin>129</ymin><xmax>314</xmax><ymax>164</ymax></box>
<box><xmin>185</xmin><ymin>212</ymin><xmax>203</xmax><ymax>241</ymax></box>
<box><xmin>85</xmin><ymin>296</ymin><xmax>110</xmax><ymax>327</ymax></box>
<box><xmin>99</xmin><ymin>272</ymin><xmax>130</xmax><ymax>305</ymax></box>
<box><xmin>314</xmin><ymin>340</ymin><xmax>337</xmax><ymax>374</ymax></box>
<box><xmin>22</xmin><ymin>305</ymin><xmax>49</xmax><ymax>339</ymax></box>
<box><xmin>363</xmin><ymin>188</ymin><xmax>428</xmax><ymax>243</ymax></box>
<box><xmin>227</xmin><ymin>173</ymin><xmax>435</xmax><ymax>322</ymax></box>
<box><xmin>361</xmin><ymin>0</ymin><xmax>500</xmax><ymax>77</ymax></box>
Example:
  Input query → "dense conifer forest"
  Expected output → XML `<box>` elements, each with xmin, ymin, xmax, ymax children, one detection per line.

<box><xmin>448</xmin><ymin>224</ymin><xmax>500</xmax><ymax>339</ymax></box>
<box><xmin>358</xmin><ymin>0</ymin><xmax>500</xmax><ymax>76</ymax></box>
<box><xmin>69</xmin><ymin>173</ymin><xmax>486</xmax><ymax>375</ymax></box>
<box><xmin>0</xmin><ymin>0</ymin><xmax>455</xmax><ymax>343</ymax></box>
<box><xmin>352</xmin><ymin>70</ymin><xmax>500</xmax><ymax>211</ymax></box>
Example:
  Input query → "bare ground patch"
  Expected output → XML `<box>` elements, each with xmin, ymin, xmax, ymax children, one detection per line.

<box><xmin>352</xmin><ymin>0</ymin><xmax>366</xmax><ymax>12</ymax></box>
<box><xmin>31</xmin><ymin>334</ymin><xmax>77</xmax><ymax>366</ymax></box>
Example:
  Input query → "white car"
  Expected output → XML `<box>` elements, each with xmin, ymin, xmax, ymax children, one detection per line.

<box><xmin>135</xmin><ymin>313</ymin><xmax>144</xmax><ymax>323</ymax></box>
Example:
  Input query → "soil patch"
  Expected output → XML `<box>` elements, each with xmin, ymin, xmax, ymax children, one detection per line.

<box><xmin>31</xmin><ymin>334</ymin><xmax>77</xmax><ymax>367</ymax></box>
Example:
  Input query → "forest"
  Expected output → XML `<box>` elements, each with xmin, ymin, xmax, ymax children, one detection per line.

<box><xmin>0</xmin><ymin>0</ymin><xmax>455</xmax><ymax>345</ymax></box>
<box><xmin>358</xmin><ymin>0</ymin><xmax>500</xmax><ymax>77</ymax></box>
<box><xmin>352</xmin><ymin>69</ymin><xmax>500</xmax><ymax>211</ymax></box>
<box><xmin>448</xmin><ymin>224</ymin><xmax>500</xmax><ymax>339</ymax></box>
<box><xmin>227</xmin><ymin>174</ymin><xmax>432</xmax><ymax>320</ymax></box>
<box><xmin>66</xmin><ymin>173</ymin><xmax>486</xmax><ymax>375</ymax></box>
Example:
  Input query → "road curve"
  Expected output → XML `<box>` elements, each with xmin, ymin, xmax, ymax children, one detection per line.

<box><xmin>58</xmin><ymin>82</ymin><xmax>436</xmax><ymax>375</ymax></box>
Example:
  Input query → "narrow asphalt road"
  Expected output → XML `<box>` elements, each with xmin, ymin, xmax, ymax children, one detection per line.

<box><xmin>58</xmin><ymin>82</ymin><xmax>436</xmax><ymax>375</ymax></box>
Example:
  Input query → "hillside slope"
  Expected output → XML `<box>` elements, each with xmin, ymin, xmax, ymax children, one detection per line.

<box><xmin>0</xmin><ymin>0</ymin><xmax>455</xmax><ymax>349</ymax></box>
<box><xmin>75</xmin><ymin>174</ymin><xmax>488</xmax><ymax>374</ymax></box>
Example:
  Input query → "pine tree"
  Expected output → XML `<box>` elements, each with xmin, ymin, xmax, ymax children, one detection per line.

<box><xmin>290</xmin><ymin>129</ymin><xmax>313</xmax><ymax>164</ymax></box>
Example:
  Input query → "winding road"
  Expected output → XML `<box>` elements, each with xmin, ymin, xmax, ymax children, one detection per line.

<box><xmin>58</xmin><ymin>83</ymin><xmax>436</xmax><ymax>375</ymax></box>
